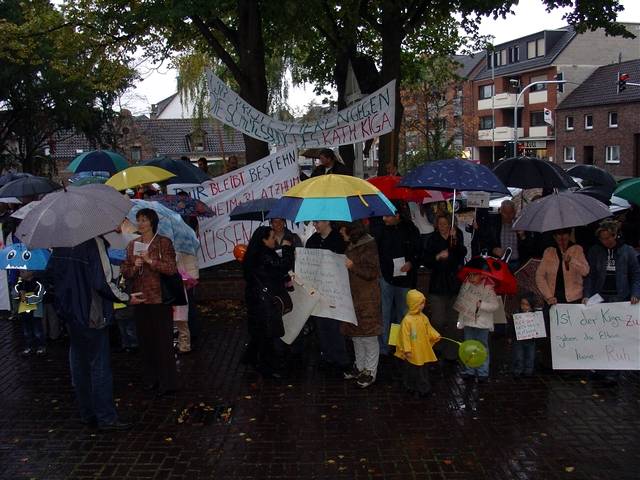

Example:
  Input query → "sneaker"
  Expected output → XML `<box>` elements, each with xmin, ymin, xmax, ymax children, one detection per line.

<box><xmin>356</xmin><ymin>371</ymin><xmax>375</xmax><ymax>388</ymax></box>
<box><xmin>21</xmin><ymin>348</ymin><xmax>33</xmax><ymax>356</ymax></box>
<box><xmin>35</xmin><ymin>347</ymin><xmax>47</xmax><ymax>356</ymax></box>
<box><xmin>342</xmin><ymin>365</ymin><xmax>361</xmax><ymax>380</ymax></box>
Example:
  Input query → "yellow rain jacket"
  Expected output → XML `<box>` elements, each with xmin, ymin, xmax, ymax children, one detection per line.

<box><xmin>395</xmin><ymin>290</ymin><xmax>441</xmax><ymax>366</ymax></box>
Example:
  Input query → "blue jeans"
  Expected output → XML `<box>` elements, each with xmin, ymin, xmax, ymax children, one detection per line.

<box><xmin>67</xmin><ymin>323</ymin><xmax>118</xmax><ymax>426</ymax></box>
<box><xmin>463</xmin><ymin>327</ymin><xmax>490</xmax><ymax>378</ymax></box>
<box><xmin>512</xmin><ymin>339</ymin><xmax>535</xmax><ymax>375</ymax></box>
<box><xmin>21</xmin><ymin>312</ymin><xmax>45</xmax><ymax>349</ymax></box>
<box><xmin>379</xmin><ymin>278</ymin><xmax>409</xmax><ymax>355</ymax></box>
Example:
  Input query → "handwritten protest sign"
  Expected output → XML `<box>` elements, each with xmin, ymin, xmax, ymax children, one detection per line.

<box><xmin>294</xmin><ymin>247</ymin><xmax>356</xmax><ymax>324</ymax></box>
<box><xmin>168</xmin><ymin>146</ymin><xmax>300</xmax><ymax>268</ymax></box>
<box><xmin>550</xmin><ymin>302</ymin><xmax>640</xmax><ymax>370</ymax></box>
<box><xmin>281</xmin><ymin>282</ymin><xmax>320</xmax><ymax>345</ymax></box>
<box><xmin>207</xmin><ymin>71</ymin><xmax>395</xmax><ymax>148</ymax></box>
<box><xmin>513</xmin><ymin>311</ymin><xmax>546</xmax><ymax>340</ymax></box>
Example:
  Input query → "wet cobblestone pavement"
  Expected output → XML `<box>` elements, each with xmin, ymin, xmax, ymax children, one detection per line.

<box><xmin>0</xmin><ymin>306</ymin><xmax>638</xmax><ymax>480</ymax></box>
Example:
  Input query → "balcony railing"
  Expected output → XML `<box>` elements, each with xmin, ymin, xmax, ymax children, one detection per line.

<box><xmin>477</xmin><ymin>93</ymin><xmax>524</xmax><ymax>111</ymax></box>
<box><xmin>478</xmin><ymin>127</ymin><xmax>524</xmax><ymax>142</ymax></box>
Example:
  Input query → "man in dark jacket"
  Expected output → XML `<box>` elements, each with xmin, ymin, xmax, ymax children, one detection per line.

<box><xmin>372</xmin><ymin>209</ymin><xmax>420</xmax><ymax>354</ymax></box>
<box><xmin>310</xmin><ymin>148</ymin><xmax>349</xmax><ymax>177</ymax></box>
<box><xmin>49</xmin><ymin>236</ymin><xmax>143</xmax><ymax>430</ymax></box>
<box><xmin>305</xmin><ymin>220</ymin><xmax>350</xmax><ymax>370</ymax></box>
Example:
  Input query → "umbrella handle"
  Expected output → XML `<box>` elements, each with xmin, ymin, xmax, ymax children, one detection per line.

<box><xmin>439</xmin><ymin>336</ymin><xmax>462</xmax><ymax>346</ymax></box>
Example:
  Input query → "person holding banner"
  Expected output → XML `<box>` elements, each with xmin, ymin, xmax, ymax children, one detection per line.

<box><xmin>535</xmin><ymin>228</ymin><xmax>590</xmax><ymax>370</ymax></box>
<box><xmin>242</xmin><ymin>226</ymin><xmax>294</xmax><ymax>379</ymax></box>
<box><xmin>306</xmin><ymin>220</ymin><xmax>350</xmax><ymax>372</ymax></box>
<box><xmin>310</xmin><ymin>149</ymin><xmax>348</xmax><ymax>177</ymax></box>
<box><xmin>338</xmin><ymin>221</ymin><xmax>383</xmax><ymax>389</ymax></box>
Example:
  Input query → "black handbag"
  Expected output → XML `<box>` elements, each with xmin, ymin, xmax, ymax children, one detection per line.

<box><xmin>160</xmin><ymin>272</ymin><xmax>188</xmax><ymax>306</ymax></box>
<box><xmin>253</xmin><ymin>276</ymin><xmax>292</xmax><ymax>338</ymax></box>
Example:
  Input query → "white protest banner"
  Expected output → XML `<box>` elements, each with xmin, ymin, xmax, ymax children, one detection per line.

<box><xmin>550</xmin><ymin>302</ymin><xmax>640</xmax><ymax>370</ymax></box>
<box><xmin>168</xmin><ymin>146</ymin><xmax>300</xmax><ymax>268</ymax></box>
<box><xmin>281</xmin><ymin>282</ymin><xmax>320</xmax><ymax>345</ymax></box>
<box><xmin>207</xmin><ymin>70</ymin><xmax>395</xmax><ymax>148</ymax></box>
<box><xmin>294</xmin><ymin>247</ymin><xmax>356</xmax><ymax>324</ymax></box>
<box><xmin>513</xmin><ymin>311</ymin><xmax>546</xmax><ymax>340</ymax></box>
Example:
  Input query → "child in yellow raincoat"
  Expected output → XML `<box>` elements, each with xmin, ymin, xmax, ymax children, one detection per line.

<box><xmin>395</xmin><ymin>289</ymin><xmax>441</xmax><ymax>396</ymax></box>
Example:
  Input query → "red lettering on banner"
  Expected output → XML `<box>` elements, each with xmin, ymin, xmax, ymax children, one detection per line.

<box><xmin>360</xmin><ymin>117</ymin><xmax>371</xmax><ymax>137</ymax></box>
<box><xmin>380</xmin><ymin>112</ymin><xmax>392</xmax><ymax>131</ymax></box>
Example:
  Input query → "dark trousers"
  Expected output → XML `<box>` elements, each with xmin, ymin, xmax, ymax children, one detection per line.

<box><xmin>67</xmin><ymin>323</ymin><xmax>117</xmax><ymax>425</ymax></box>
<box><xmin>187</xmin><ymin>287</ymin><xmax>200</xmax><ymax>339</ymax></box>
<box><xmin>512</xmin><ymin>339</ymin><xmax>536</xmax><ymax>375</ymax></box>
<box><xmin>134</xmin><ymin>304</ymin><xmax>178</xmax><ymax>391</ymax></box>
<box><xmin>402</xmin><ymin>362</ymin><xmax>431</xmax><ymax>394</ymax></box>
<box><xmin>21</xmin><ymin>312</ymin><xmax>45</xmax><ymax>349</ymax></box>
<box><xmin>312</xmin><ymin>315</ymin><xmax>350</xmax><ymax>367</ymax></box>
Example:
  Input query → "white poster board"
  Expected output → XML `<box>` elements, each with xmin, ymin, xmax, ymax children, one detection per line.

<box><xmin>465</xmin><ymin>191</ymin><xmax>490</xmax><ymax>209</ymax></box>
<box><xmin>168</xmin><ymin>146</ymin><xmax>300</xmax><ymax>268</ymax></box>
<box><xmin>550</xmin><ymin>302</ymin><xmax>640</xmax><ymax>370</ymax></box>
<box><xmin>513</xmin><ymin>311</ymin><xmax>546</xmax><ymax>340</ymax></box>
<box><xmin>281</xmin><ymin>282</ymin><xmax>321</xmax><ymax>345</ymax></box>
<box><xmin>207</xmin><ymin>71</ymin><xmax>395</xmax><ymax>148</ymax></box>
<box><xmin>294</xmin><ymin>247</ymin><xmax>356</xmax><ymax>324</ymax></box>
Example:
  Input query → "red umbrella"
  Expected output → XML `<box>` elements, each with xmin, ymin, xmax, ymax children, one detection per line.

<box><xmin>367</xmin><ymin>176</ymin><xmax>431</xmax><ymax>203</ymax></box>
<box><xmin>457</xmin><ymin>255</ymin><xmax>517</xmax><ymax>295</ymax></box>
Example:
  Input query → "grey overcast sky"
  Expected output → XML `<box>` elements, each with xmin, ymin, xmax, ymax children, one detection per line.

<box><xmin>122</xmin><ymin>0</ymin><xmax>640</xmax><ymax>115</ymax></box>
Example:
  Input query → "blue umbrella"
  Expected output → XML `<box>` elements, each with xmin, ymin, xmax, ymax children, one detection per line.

<box><xmin>127</xmin><ymin>200</ymin><xmax>200</xmax><ymax>256</ymax></box>
<box><xmin>229</xmin><ymin>198</ymin><xmax>280</xmax><ymax>221</ymax></box>
<box><xmin>141</xmin><ymin>157</ymin><xmax>211</xmax><ymax>184</ymax></box>
<box><xmin>0</xmin><ymin>243</ymin><xmax>51</xmax><ymax>271</ymax></box>
<box><xmin>399</xmin><ymin>158</ymin><xmax>510</xmax><ymax>194</ymax></box>
<box><xmin>0</xmin><ymin>172</ymin><xmax>33</xmax><ymax>187</ymax></box>
<box><xmin>67</xmin><ymin>150</ymin><xmax>128</xmax><ymax>176</ymax></box>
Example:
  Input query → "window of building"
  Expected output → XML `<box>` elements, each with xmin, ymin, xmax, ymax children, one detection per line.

<box><xmin>565</xmin><ymin>116</ymin><xmax>574</xmax><ymax>130</ymax></box>
<box><xmin>479</xmin><ymin>116</ymin><xmax>494</xmax><ymax>129</ymax></box>
<box><xmin>536</xmin><ymin>38</ymin><xmax>545</xmax><ymax>57</ymax></box>
<box><xmin>584</xmin><ymin>114</ymin><xmax>593</xmax><ymax>130</ymax></box>
<box><xmin>609</xmin><ymin>112</ymin><xmax>618</xmax><ymax>128</ymax></box>
<box><xmin>605</xmin><ymin>145</ymin><xmax>620</xmax><ymax>164</ymax></box>
<box><xmin>530</xmin><ymin>111</ymin><xmax>546</xmax><ymax>127</ymax></box>
<box><xmin>563</xmin><ymin>146</ymin><xmax>576</xmax><ymax>163</ymax></box>
<box><xmin>527</xmin><ymin>38</ymin><xmax>545</xmax><ymax>58</ymax></box>
<box><xmin>479</xmin><ymin>84</ymin><xmax>494</xmax><ymax>99</ymax></box>
<box><xmin>186</xmin><ymin>129</ymin><xmax>207</xmax><ymax>152</ymax></box>
<box><xmin>556</xmin><ymin>72</ymin><xmax>564</xmax><ymax>92</ymax></box>
<box><xmin>500</xmin><ymin>49</ymin><xmax>507</xmax><ymax>66</ymax></box>
<box><xmin>509</xmin><ymin>46</ymin><xmax>520</xmax><ymax>63</ymax></box>
<box><xmin>527</xmin><ymin>41</ymin><xmax>536</xmax><ymax>59</ymax></box>
<box><xmin>130</xmin><ymin>146</ymin><xmax>141</xmax><ymax>163</ymax></box>
<box><xmin>530</xmin><ymin>74</ymin><xmax>547</xmax><ymax>91</ymax></box>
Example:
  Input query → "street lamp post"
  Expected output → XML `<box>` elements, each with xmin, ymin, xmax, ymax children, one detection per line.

<box><xmin>513</xmin><ymin>79</ymin><xmax>567</xmax><ymax>155</ymax></box>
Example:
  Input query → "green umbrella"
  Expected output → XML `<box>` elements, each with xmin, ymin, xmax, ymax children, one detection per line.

<box><xmin>67</xmin><ymin>150</ymin><xmax>129</xmax><ymax>175</ymax></box>
<box><xmin>613</xmin><ymin>178</ymin><xmax>640</xmax><ymax>205</ymax></box>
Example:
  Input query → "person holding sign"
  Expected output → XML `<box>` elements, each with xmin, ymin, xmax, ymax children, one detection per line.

<box><xmin>14</xmin><ymin>270</ymin><xmax>46</xmax><ymax>356</ymax></box>
<box><xmin>511</xmin><ymin>292</ymin><xmax>539</xmax><ymax>377</ymax></box>
<box><xmin>583</xmin><ymin>220</ymin><xmax>640</xmax><ymax>305</ymax></box>
<box><xmin>456</xmin><ymin>272</ymin><xmax>499</xmax><ymax>381</ymax></box>
<box><xmin>338</xmin><ymin>221</ymin><xmax>383</xmax><ymax>389</ymax></box>
<box><xmin>122</xmin><ymin>208</ymin><xmax>180</xmax><ymax>398</ymax></box>
<box><xmin>536</xmin><ymin>228</ymin><xmax>589</xmax><ymax>369</ymax></box>
<box><xmin>242</xmin><ymin>226</ymin><xmax>294</xmax><ymax>379</ymax></box>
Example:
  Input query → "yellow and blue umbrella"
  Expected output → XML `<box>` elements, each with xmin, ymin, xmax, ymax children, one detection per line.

<box><xmin>267</xmin><ymin>174</ymin><xmax>396</xmax><ymax>222</ymax></box>
<box><xmin>106</xmin><ymin>166</ymin><xmax>175</xmax><ymax>191</ymax></box>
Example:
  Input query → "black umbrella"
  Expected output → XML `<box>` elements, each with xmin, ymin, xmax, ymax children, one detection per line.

<box><xmin>0</xmin><ymin>172</ymin><xmax>33</xmax><ymax>187</ymax></box>
<box><xmin>229</xmin><ymin>198</ymin><xmax>279</xmax><ymax>221</ymax></box>
<box><xmin>0</xmin><ymin>176</ymin><xmax>62</xmax><ymax>198</ymax></box>
<box><xmin>141</xmin><ymin>157</ymin><xmax>211</xmax><ymax>184</ymax></box>
<box><xmin>576</xmin><ymin>185</ymin><xmax>615</xmax><ymax>204</ymax></box>
<box><xmin>567</xmin><ymin>165</ymin><xmax>616</xmax><ymax>189</ymax></box>
<box><xmin>492</xmin><ymin>156</ymin><xmax>578</xmax><ymax>189</ymax></box>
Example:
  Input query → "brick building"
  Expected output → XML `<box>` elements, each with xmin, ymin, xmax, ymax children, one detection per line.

<box><xmin>465</xmin><ymin>23</ymin><xmax>640</xmax><ymax>165</ymax></box>
<box><xmin>556</xmin><ymin>59</ymin><xmax>640</xmax><ymax>178</ymax></box>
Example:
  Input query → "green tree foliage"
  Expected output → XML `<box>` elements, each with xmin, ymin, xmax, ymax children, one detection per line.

<box><xmin>0</xmin><ymin>0</ymin><xmax>135</xmax><ymax>174</ymax></box>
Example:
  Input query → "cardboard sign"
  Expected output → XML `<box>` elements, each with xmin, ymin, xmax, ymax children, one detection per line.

<box><xmin>550</xmin><ymin>302</ymin><xmax>640</xmax><ymax>370</ymax></box>
<box><xmin>465</xmin><ymin>191</ymin><xmax>491</xmax><ymax>209</ymax></box>
<box><xmin>513</xmin><ymin>311</ymin><xmax>546</xmax><ymax>340</ymax></box>
<box><xmin>294</xmin><ymin>247</ymin><xmax>356</xmax><ymax>324</ymax></box>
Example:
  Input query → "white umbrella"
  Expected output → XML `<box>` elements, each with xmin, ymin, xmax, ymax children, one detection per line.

<box><xmin>15</xmin><ymin>184</ymin><xmax>132</xmax><ymax>248</ymax></box>
<box><xmin>11</xmin><ymin>200</ymin><xmax>41</xmax><ymax>219</ymax></box>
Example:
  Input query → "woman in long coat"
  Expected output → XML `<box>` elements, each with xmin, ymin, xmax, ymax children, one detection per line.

<box><xmin>339</xmin><ymin>221</ymin><xmax>382</xmax><ymax>389</ymax></box>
